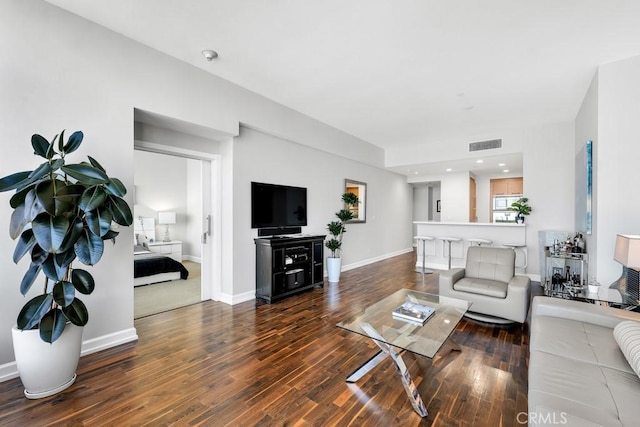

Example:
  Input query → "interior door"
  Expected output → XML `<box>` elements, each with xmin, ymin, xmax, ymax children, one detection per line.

<box><xmin>469</xmin><ymin>177</ymin><xmax>477</xmax><ymax>222</ymax></box>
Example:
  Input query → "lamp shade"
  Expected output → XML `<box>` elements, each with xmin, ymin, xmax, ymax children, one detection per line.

<box><xmin>614</xmin><ymin>234</ymin><xmax>640</xmax><ymax>269</ymax></box>
<box><xmin>158</xmin><ymin>212</ymin><xmax>176</xmax><ymax>225</ymax></box>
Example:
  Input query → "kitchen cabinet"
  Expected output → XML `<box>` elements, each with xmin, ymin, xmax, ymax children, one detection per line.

<box><xmin>491</xmin><ymin>177</ymin><xmax>523</xmax><ymax>196</ymax></box>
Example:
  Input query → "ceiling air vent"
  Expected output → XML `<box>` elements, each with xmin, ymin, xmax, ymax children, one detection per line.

<box><xmin>469</xmin><ymin>138</ymin><xmax>502</xmax><ymax>152</ymax></box>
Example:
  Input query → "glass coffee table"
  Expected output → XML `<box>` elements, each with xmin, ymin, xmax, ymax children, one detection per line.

<box><xmin>336</xmin><ymin>289</ymin><xmax>471</xmax><ymax>418</ymax></box>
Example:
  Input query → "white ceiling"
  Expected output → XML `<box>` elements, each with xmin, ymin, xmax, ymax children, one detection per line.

<box><xmin>44</xmin><ymin>0</ymin><xmax>640</xmax><ymax>176</ymax></box>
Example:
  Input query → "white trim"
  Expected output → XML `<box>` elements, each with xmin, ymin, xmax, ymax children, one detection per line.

<box><xmin>80</xmin><ymin>328</ymin><xmax>138</xmax><ymax>356</ymax></box>
<box><xmin>183</xmin><ymin>255</ymin><xmax>202</xmax><ymax>263</ymax></box>
<box><xmin>331</xmin><ymin>247</ymin><xmax>415</xmax><ymax>274</ymax></box>
<box><xmin>0</xmin><ymin>328</ymin><xmax>138</xmax><ymax>383</ymax></box>
<box><xmin>219</xmin><ymin>290</ymin><xmax>255</xmax><ymax>305</ymax></box>
<box><xmin>134</xmin><ymin>140</ymin><xmax>218</xmax><ymax>160</ymax></box>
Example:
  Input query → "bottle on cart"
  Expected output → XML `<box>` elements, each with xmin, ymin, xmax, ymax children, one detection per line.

<box><xmin>565</xmin><ymin>266</ymin><xmax>571</xmax><ymax>283</ymax></box>
<box><xmin>577</xmin><ymin>233</ymin><xmax>585</xmax><ymax>253</ymax></box>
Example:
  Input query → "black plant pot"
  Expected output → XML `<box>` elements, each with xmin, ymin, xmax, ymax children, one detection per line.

<box><xmin>515</xmin><ymin>214</ymin><xmax>525</xmax><ymax>224</ymax></box>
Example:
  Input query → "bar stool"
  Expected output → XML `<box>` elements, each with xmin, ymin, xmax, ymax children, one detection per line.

<box><xmin>503</xmin><ymin>243</ymin><xmax>528</xmax><ymax>270</ymax></box>
<box><xmin>468</xmin><ymin>238</ymin><xmax>493</xmax><ymax>247</ymax></box>
<box><xmin>438</xmin><ymin>237</ymin><xmax>462</xmax><ymax>270</ymax></box>
<box><xmin>413</xmin><ymin>236</ymin><xmax>434</xmax><ymax>275</ymax></box>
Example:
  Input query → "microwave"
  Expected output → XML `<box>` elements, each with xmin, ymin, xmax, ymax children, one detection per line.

<box><xmin>493</xmin><ymin>196</ymin><xmax>520</xmax><ymax>211</ymax></box>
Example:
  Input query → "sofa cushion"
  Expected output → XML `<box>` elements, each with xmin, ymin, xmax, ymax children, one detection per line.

<box><xmin>464</xmin><ymin>246</ymin><xmax>515</xmax><ymax>283</ymax></box>
<box><xmin>529</xmin><ymin>350</ymin><xmax>640</xmax><ymax>427</ymax></box>
<box><xmin>452</xmin><ymin>277</ymin><xmax>508</xmax><ymax>298</ymax></box>
<box><xmin>614</xmin><ymin>320</ymin><xmax>640</xmax><ymax>378</ymax></box>
<box><xmin>531</xmin><ymin>316</ymin><xmax>635</xmax><ymax>374</ymax></box>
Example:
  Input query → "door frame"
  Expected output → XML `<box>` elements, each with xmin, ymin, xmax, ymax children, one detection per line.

<box><xmin>133</xmin><ymin>140</ymin><xmax>222</xmax><ymax>303</ymax></box>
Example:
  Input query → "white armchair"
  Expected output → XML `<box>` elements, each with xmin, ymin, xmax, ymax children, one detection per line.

<box><xmin>439</xmin><ymin>246</ymin><xmax>531</xmax><ymax>323</ymax></box>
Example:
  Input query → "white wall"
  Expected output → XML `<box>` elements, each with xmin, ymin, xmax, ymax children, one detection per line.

<box><xmin>186</xmin><ymin>159</ymin><xmax>203</xmax><ymax>260</ymax></box>
<box><xmin>403</xmin><ymin>123</ymin><xmax>575</xmax><ymax>279</ymax></box>
<box><xmin>231</xmin><ymin>126</ymin><xmax>414</xmax><ymax>297</ymax></box>
<box><xmin>574</xmin><ymin>72</ymin><xmax>598</xmax><ymax>281</ymax></box>
<box><xmin>594</xmin><ymin>55</ymin><xmax>640</xmax><ymax>285</ymax></box>
<box><xmin>0</xmin><ymin>1</ymin><xmax>398</xmax><ymax>370</ymax></box>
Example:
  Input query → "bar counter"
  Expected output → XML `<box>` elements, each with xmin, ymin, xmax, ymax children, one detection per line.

<box><xmin>413</xmin><ymin>221</ymin><xmax>527</xmax><ymax>271</ymax></box>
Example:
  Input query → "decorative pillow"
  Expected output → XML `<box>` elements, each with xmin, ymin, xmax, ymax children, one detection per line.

<box><xmin>613</xmin><ymin>320</ymin><xmax>640</xmax><ymax>378</ymax></box>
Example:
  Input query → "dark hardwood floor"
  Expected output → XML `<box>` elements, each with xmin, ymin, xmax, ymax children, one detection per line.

<box><xmin>0</xmin><ymin>251</ymin><xmax>534</xmax><ymax>426</ymax></box>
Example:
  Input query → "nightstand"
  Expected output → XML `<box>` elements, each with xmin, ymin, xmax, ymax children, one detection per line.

<box><xmin>148</xmin><ymin>240</ymin><xmax>183</xmax><ymax>263</ymax></box>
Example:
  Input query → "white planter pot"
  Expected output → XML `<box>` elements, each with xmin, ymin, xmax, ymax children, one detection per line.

<box><xmin>12</xmin><ymin>323</ymin><xmax>83</xmax><ymax>399</ymax></box>
<box><xmin>327</xmin><ymin>257</ymin><xmax>342</xmax><ymax>283</ymax></box>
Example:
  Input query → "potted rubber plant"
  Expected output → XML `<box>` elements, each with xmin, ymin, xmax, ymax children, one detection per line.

<box><xmin>509</xmin><ymin>197</ymin><xmax>532</xmax><ymax>224</ymax></box>
<box><xmin>0</xmin><ymin>130</ymin><xmax>133</xmax><ymax>398</ymax></box>
<box><xmin>325</xmin><ymin>192</ymin><xmax>359</xmax><ymax>282</ymax></box>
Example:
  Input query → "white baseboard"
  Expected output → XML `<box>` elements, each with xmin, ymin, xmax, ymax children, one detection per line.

<box><xmin>331</xmin><ymin>247</ymin><xmax>414</xmax><ymax>275</ymax></box>
<box><xmin>183</xmin><ymin>255</ymin><xmax>201</xmax><ymax>263</ymax></box>
<box><xmin>81</xmin><ymin>327</ymin><xmax>138</xmax><ymax>356</ymax></box>
<box><xmin>0</xmin><ymin>362</ymin><xmax>18</xmax><ymax>383</ymax></box>
<box><xmin>0</xmin><ymin>327</ymin><xmax>138</xmax><ymax>384</ymax></box>
<box><xmin>218</xmin><ymin>290</ymin><xmax>255</xmax><ymax>305</ymax></box>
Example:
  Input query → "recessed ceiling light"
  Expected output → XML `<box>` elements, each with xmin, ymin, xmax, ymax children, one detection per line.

<box><xmin>414</xmin><ymin>171</ymin><xmax>419</xmax><ymax>175</ymax></box>
<box><xmin>446</xmin><ymin>168</ymin><xmax>453</xmax><ymax>172</ymax></box>
<box><xmin>476</xmin><ymin>159</ymin><xmax>484</xmax><ymax>163</ymax></box>
<box><xmin>503</xmin><ymin>169</ymin><xmax>510</xmax><ymax>173</ymax></box>
<box><xmin>498</xmin><ymin>163</ymin><xmax>506</xmax><ymax>167</ymax></box>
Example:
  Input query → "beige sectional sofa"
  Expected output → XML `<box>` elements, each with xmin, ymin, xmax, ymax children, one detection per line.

<box><xmin>529</xmin><ymin>296</ymin><xmax>640</xmax><ymax>426</ymax></box>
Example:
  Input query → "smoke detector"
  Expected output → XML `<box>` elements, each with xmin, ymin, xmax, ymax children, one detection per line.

<box><xmin>201</xmin><ymin>49</ymin><xmax>218</xmax><ymax>61</ymax></box>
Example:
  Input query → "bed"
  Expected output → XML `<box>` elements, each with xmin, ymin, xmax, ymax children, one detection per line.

<box><xmin>133</xmin><ymin>217</ymin><xmax>189</xmax><ymax>286</ymax></box>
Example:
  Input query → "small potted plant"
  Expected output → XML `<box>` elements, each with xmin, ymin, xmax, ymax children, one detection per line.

<box><xmin>0</xmin><ymin>130</ymin><xmax>133</xmax><ymax>398</ymax></box>
<box><xmin>509</xmin><ymin>197</ymin><xmax>532</xmax><ymax>224</ymax></box>
<box><xmin>325</xmin><ymin>192</ymin><xmax>359</xmax><ymax>282</ymax></box>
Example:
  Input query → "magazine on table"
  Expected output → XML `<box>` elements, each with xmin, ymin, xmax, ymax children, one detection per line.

<box><xmin>392</xmin><ymin>301</ymin><xmax>435</xmax><ymax>324</ymax></box>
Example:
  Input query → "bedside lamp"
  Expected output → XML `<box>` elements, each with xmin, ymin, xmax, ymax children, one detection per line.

<box><xmin>612</xmin><ymin>234</ymin><xmax>640</xmax><ymax>305</ymax></box>
<box><xmin>158</xmin><ymin>212</ymin><xmax>176</xmax><ymax>242</ymax></box>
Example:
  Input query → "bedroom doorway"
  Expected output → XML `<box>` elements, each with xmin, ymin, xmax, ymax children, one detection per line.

<box><xmin>132</xmin><ymin>144</ymin><xmax>220</xmax><ymax>319</ymax></box>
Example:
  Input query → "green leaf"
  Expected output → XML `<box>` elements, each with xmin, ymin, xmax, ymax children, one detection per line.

<box><xmin>61</xmin><ymin>164</ymin><xmax>109</xmax><ymax>185</ymax></box>
<box><xmin>108</xmin><ymin>195</ymin><xmax>133</xmax><ymax>226</ymax></box>
<box><xmin>23</xmin><ymin>188</ymin><xmax>44</xmax><ymax>222</ymax></box>
<box><xmin>41</xmin><ymin>254</ymin><xmax>67</xmax><ymax>281</ymax></box>
<box><xmin>30</xmin><ymin>244</ymin><xmax>48</xmax><ymax>265</ymax></box>
<box><xmin>32</xmin><ymin>212</ymin><xmax>70</xmax><ymax>253</ymax></box>
<box><xmin>17</xmin><ymin>294</ymin><xmax>53</xmax><ymax>330</ymax></box>
<box><xmin>87</xmin><ymin>155</ymin><xmax>105</xmax><ymax>173</ymax></box>
<box><xmin>54</xmin><ymin>183</ymin><xmax>84</xmax><ymax>211</ymax></box>
<box><xmin>13</xmin><ymin>229</ymin><xmax>36</xmax><ymax>264</ymax></box>
<box><xmin>104</xmin><ymin>177</ymin><xmax>126</xmax><ymax>197</ymax></box>
<box><xmin>86</xmin><ymin>207</ymin><xmax>113</xmax><ymax>237</ymax></box>
<box><xmin>75</xmin><ymin>229</ymin><xmax>104</xmax><ymax>265</ymax></box>
<box><xmin>0</xmin><ymin>171</ymin><xmax>31</xmax><ymax>192</ymax></box>
<box><xmin>35</xmin><ymin>180</ymin><xmax>56</xmax><ymax>215</ymax></box>
<box><xmin>19</xmin><ymin>263</ymin><xmax>42</xmax><ymax>296</ymax></box>
<box><xmin>55</xmin><ymin>249</ymin><xmax>76</xmax><ymax>271</ymax></box>
<box><xmin>53</xmin><ymin>281</ymin><xmax>75</xmax><ymax>307</ymax></box>
<box><xmin>9</xmin><ymin>183</ymin><xmax>35</xmax><ymax>208</ymax></box>
<box><xmin>31</xmin><ymin>134</ymin><xmax>50</xmax><ymax>158</ymax></box>
<box><xmin>39</xmin><ymin>308</ymin><xmax>67</xmax><ymax>343</ymax></box>
<box><xmin>57</xmin><ymin>130</ymin><xmax>65</xmax><ymax>152</ymax></box>
<box><xmin>79</xmin><ymin>186</ymin><xmax>107</xmax><ymax>212</ymax></box>
<box><xmin>102</xmin><ymin>229</ymin><xmax>119</xmax><ymax>242</ymax></box>
<box><xmin>63</xmin><ymin>298</ymin><xmax>88</xmax><ymax>327</ymax></box>
<box><xmin>71</xmin><ymin>269</ymin><xmax>95</xmax><ymax>295</ymax></box>
<box><xmin>27</xmin><ymin>161</ymin><xmax>53</xmax><ymax>181</ymax></box>
<box><xmin>45</xmin><ymin>136</ymin><xmax>56</xmax><ymax>160</ymax></box>
<box><xmin>336</xmin><ymin>209</ymin><xmax>354</xmax><ymax>222</ymax></box>
<box><xmin>9</xmin><ymin>203</ymin><xmax>27</xmax><ymax>240</ymax></box>
<box><xmin>62</xmin><ymin>131</ymin><xmax>83</xmax><ymax>155</ymax></box>
<box><xmin>59</xmin><ymin>217</ymin><xmax>84</xmax><ymax>252</ymax></box>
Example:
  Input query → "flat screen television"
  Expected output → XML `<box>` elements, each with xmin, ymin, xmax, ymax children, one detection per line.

<box><xmin>251</xmin><ymin>182</ymin><xmax>307</xmax><ymax>229</ymax></box>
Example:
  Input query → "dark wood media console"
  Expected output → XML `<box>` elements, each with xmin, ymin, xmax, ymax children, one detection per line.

<box><xmin>255</xmin><ymin>234</ymin><xmax>326</xmax><ymax>303</ymax></box>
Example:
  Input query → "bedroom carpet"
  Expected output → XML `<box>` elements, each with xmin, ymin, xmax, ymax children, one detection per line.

<box><xmin>134</xmin><ymin>261</ymin><xmax>201</xmax><ymax>318</ymax></box>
